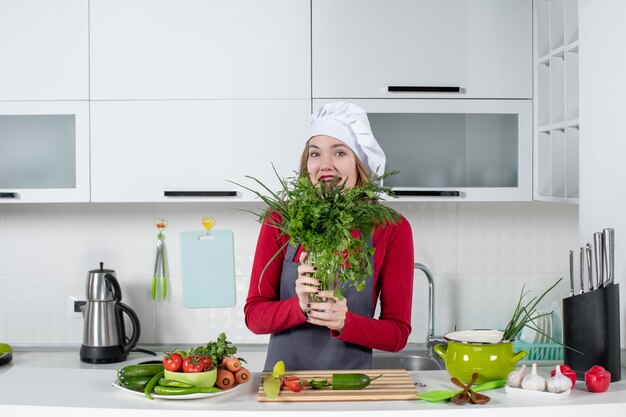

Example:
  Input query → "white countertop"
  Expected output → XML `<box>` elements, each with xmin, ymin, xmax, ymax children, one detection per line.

<box><xmin>1</xmin><ymin>350</ymin><xmax>626</xmax><ymax>417</ymax></box>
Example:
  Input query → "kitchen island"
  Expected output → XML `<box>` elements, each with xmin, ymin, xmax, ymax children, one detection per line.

<box><xmin>1</xmin><ymin>350</ymin><xmax>625</xmax><ymax>417</ymax></box>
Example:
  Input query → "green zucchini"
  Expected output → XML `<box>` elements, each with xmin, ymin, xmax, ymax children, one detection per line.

<box><xmin>118</xmin><ymin>364</ymin><xmax>164</xmax><ymax>378</ymax></box>
<box><xmin>332</xmin><ymin>373</ymin><xmax>382</xmax><ymax>390</ymax></box>
<box><xmin>118</xmin><ymin>376</ymin><xmax>152</xmax><ymax>392</ymax></box>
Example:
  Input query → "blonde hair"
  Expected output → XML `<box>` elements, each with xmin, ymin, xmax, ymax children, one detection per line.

<box><xmin>299</xmin><ymin>138</ymin><xmax>370</xmax><ymax>187</ymax></box>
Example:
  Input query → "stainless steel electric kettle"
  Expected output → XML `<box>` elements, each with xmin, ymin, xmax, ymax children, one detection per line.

<box><xmin>79</xmin><ymin>262</ymin><xmax>141</xmax><ymax>363</ymax></box>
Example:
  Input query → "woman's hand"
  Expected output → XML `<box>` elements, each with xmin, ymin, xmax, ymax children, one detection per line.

<box><xmin>295</xmin><ymin>251</ymin><xmax>320</xmax><ymax>314</ymax></box>
<box><xmin>306</xmin><ymin>291</ymin><xmax>348</xmax><ymax>332</ymax></box>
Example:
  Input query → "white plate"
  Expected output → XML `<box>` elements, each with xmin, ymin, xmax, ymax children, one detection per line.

<box><xmin>112</xmin><ymin>381</ymin><xmax>241</xmax><ymax>400</ymax></box>
<box><xmin>505</xmin><ymin>385</ymin><xmax>571</xmax><ymax>400</ymax></box>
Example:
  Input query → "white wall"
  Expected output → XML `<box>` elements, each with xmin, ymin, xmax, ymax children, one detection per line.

<box><xmin>0</xmin><ymin>201</ymin><xmax>577</xmax><ymax>347</ymax></box>
<box><xmin>579</xmin><ymin>1</ymin><xmax>626</xmax><ymax>348</ymax></box>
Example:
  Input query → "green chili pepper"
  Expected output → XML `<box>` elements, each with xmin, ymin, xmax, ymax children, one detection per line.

<box><xmin>144</xmin><ymin>370</ymin><xmax>164</xmax><ymax>400</ymax></box>
<box><xmin>153</xmin><ymin>386</ymin><xmax>222</xmax><ymax>395</ymax></box>
<box><xmin>158</xmin><ymin>378</ymin><xmax>194</xmax><ymax>388</ymax></box>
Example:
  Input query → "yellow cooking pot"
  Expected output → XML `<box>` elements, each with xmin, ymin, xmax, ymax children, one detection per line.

<box><xmin>434</xmin><ymin>329</ymin><xmax>528</xmax><ymax>384</ymax></box>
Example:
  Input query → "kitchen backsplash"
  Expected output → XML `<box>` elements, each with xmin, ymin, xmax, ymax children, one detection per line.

<box><xmin>0</xmin><ymin>201</ymin><xmax>578</xmax><ymax>347</ymax></box>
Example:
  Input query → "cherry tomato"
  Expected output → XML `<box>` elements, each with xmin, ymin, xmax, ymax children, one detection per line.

<box><xmin>282</xmin><ymin>376</ymin><xmax>305</xmax><ymax>393</ymax></box>
<box><xmin>585</xmin><ymin>365</ymin><xmax>611</xmax><ymax>393</ymax></box>
<box><xmin>551</xmin><ymin>364</ymin><xmax>577</xmax><ymax>388</ymax></box>
<box><xmin>197</xmin><ymin>355</ymin><xmax>212</xmax><ymax>370</ymax></box>
<box><xmin>162</xmin><ymin>352</ymin><xmax>183</xmax><ymax>372</ymax></box>
<box><xmin>182</xmin><ymin>355</ymin><xmax>205</xmax><ymax>373</ymax></box>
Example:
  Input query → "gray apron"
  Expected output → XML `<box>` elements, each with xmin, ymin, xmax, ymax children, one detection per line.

<box><xmin>263</xmin><ymin>236</ymin><xmax>375</xmax><ymax>371</ymax></box>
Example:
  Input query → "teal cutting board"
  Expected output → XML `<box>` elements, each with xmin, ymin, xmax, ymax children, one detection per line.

<box><xmin>180</xmin><ymin>230</ymin><xmax>236</xmax><ymax>308</ymax></box>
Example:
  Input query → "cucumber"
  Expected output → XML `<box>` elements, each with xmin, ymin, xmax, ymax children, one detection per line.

<box><xmin>308</xmin><ymin>378</ymin><xmax>330</xmax><ymax>389</ymax></box>
<box><xmin>331</xmin><ymin>373</ymin><xmax>382</xmax><ymax>390</ymax></box>
<box><xmin>118</xmin><ymin>364</ymin><xmax>164</xmax><ymax>378</ymax></box>
<box><xmin>118</xmin><ymin>376</ymin><xmax>152</xmax><ymax>392</ymax></box>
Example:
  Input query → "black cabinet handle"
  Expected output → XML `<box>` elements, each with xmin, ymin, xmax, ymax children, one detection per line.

<box><xmin>393</xmin><ymin>190</ymin><xmax>460</xmax><ymax>197</ymax></box>
<box><xmin>388</xmin><ymin>86</ymin><xmax>461</xmax><ymax>93</ymax></box>
<box><xmin>0</xmin><ymin>192</ymin><xmax>18</xmax><ymax>199</ymax></box>
<box><xmin>163</xmin><ymin>191</ymin><xmax>237</xmax><ymax>197</ymax></box>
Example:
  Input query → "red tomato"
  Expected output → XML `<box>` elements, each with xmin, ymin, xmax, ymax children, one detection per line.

<box><xmin>282</xmin><ymin>376</ymin><xmax>305</xmax><ymax>393</ymax></box>
<box><xmin>162</xmin><ymin>352</ymin><xmax>183</xmax><ymax>372</ymax></box>
<box><xmin>551</xmin><ymin>364</ymin><xmax>577</xmax><ymax>388</ymax></box>
<box><xmin>182</xmin><ymin>356</ymin><xmax>206</xmax><ymax>373</ymax></box>
<box><xmin>585</xmin><ymin>365</ymin><xmax>611</xmax><ymax>393</ymax></box>
<box><xmin>197</xmin><ymin>355</ymin><xmax>212</xmax><ymax>370</ymax></box>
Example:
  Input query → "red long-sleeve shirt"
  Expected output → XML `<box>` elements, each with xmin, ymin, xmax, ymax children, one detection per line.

<box><xmin>244</xmin><ymin>213</ymin><xmax>414</xmax><ymax>352</ymax></box>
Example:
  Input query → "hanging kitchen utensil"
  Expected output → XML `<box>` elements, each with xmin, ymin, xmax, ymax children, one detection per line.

<box><xmin>603</xmin><ymin>228</ymin><xmax>614</xmax><ymax>287</ymax></box>
<box><xmin>151</xmin><ymin>218</ymin><xmax>168</xmax><ymax>301</ymax></box>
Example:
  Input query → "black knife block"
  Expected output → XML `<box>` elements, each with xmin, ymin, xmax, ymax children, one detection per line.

<box><xmin>562</xmin><ymin>284</ymin><xmax>621</xmax><ymax>382</ymax></box>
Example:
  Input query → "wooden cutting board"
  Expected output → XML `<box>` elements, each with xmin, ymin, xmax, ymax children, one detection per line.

<box><xmin>257</xmin><ymin>369</ymin><xmax>418</xmax><ymax>402</ymax></box>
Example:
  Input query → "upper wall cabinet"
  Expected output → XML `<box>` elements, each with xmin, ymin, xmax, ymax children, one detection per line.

<box><xmin>0</xmin><ymin>101</ymin><xmax>90</xmax><ymax>203</ymax></box>
<box><xmin>534</xmin><ymin>0</ymin><xmax>579</xmax><ymax>204</ymax></box>
<box><xmin>312</xmin><ymin>0</ymin><xmax>533</xmax><ymax>99</ymax></box>
<box><xmin>90</xmin><ymin>100</ymin><xmax>310</xmax><ymax>202</ymax></box>
<box><xmin>0</xmin><ymin>0</ymin><xmax>89</xmax><ymax>100</ymax></box>
<box><xmin>90</xmin><ymin>0</ymin><xmax>311</xmax><ymax>100</ymax></box>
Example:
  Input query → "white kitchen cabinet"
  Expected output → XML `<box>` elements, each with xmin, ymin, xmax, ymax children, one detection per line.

<box><xmin>312</xmin><ymin>0</ymin><xmax>532</xmax><ymax>99</ymax></box>
<box><xmin>0</xmin><ymin>0</ymin><xmax>88</xmax><ymax>101</ymax></box>
<box><xmin>312</xmin><ymin>99</ymin><xmax>533</xmax><ymax>202</ymax></box>
<box><xmin>534</xmin><ymin>0</ymin><xmax>579</xmax><ymax>203</ymax></box>
<box><xmin>90</xmin><ymin>100</ymin><xmax>310</xmax><ymax>202</ymax></box>
<box><xmin>90</xmin><ymin>0</ymin><xmax>310</xmax><ymax>100</ymax></box>
<box><xmin>0</xmin><ymin>101</ymin><xmax>90</xmax><ymax>203</ymax></box>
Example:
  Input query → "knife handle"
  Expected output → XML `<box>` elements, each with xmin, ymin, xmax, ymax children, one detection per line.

<box><xmin>569</xmin><ymin>250</ymin><xmax>575</xmax><ymax>296</ymax></box>
<box><xmin>579</xmin><ymin>247</ymin><xmax>585</xmax><ymax>294</ymax></box>
<box><xmin>585</xmin><ymin>243</ymin><xmax>594</xmax><ymax>291</ymax></box>
<box><xmin>603</xmin><ymin>228</ymin><xmax>614</xmax><ymax>286</ymax></box>
<box><xmin>594</xmin><ymin>232</ymin><xmax>605</xmax><ymax>289</ymax></box>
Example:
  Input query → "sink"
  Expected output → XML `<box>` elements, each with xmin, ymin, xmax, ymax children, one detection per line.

<box><xmin>372</xmin><ymin>352</ymin><xmax>444</xmax><ymax>371</ymax></box>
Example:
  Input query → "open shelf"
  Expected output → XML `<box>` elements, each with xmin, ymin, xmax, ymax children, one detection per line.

<box><xmin>534</xmin><ymin>0</ymin><xmax>579</xmax><ymax>204</ymax></box>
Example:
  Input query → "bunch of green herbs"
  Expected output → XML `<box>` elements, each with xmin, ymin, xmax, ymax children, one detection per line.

<box><xmin>230</xmin><ymin>167</ymin><xmax>400</xmax><ymax>299</ymax></box>
<box><xmin>502</xmin><ymin>277</ymin><xmax>563</xmax><ymax>343</ymax></box>
<box><xmin>191</xmin><ymin>332</ymin><xmax>243</xmax><ymax>366</ymax></box>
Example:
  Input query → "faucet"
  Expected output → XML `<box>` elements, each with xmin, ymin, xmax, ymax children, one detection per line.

<box><xmin>414</xmin><ymin>263</ymin><xmax>447</xmax><ymax>365</ymax></box>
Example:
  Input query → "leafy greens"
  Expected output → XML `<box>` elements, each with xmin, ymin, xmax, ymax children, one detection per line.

<box><xmin>229</xmin><ymin>166</ymin><xmax>401</xmax><ymax>299</ymax></box>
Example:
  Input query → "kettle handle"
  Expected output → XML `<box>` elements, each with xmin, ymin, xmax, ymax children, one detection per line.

<box><xmin>116</xmin><ymin>302</ymin><xmax>141</xmax><ymax>353</ymax></box>
<box><xmin>105</xmin><ymin>273</ymin><xmax>123</xmax><ymax>302</ymax></box>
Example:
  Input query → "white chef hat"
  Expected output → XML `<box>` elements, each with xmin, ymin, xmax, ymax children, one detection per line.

<box><xmin>309</xmin><ymin>101</ymin><xmax>386</xmax><ymax>179</ymax></box>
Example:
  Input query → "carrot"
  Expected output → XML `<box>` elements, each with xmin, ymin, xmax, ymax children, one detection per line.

<box><xmin>234</xmin><ymin>367</ymin><xmax>250</xmax><ymax>384</ymax></box>
<box><xmin>216</xmin><ymin>368</ymin><xmax>235</xmax><ymax>389</ymax></box>
<box><xmin>221</xmin><ymin>356</ymin><xmax>241</xmax><ymax>372</ymax></box>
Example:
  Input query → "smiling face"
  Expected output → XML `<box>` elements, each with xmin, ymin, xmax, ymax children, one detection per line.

<box><xmin>304</xmin><ymin>135</ymin><xmax>359</xmax><ymax>189</ymax></box>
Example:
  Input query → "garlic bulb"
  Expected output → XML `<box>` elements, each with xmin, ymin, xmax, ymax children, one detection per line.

<box><xmin>547</xmin><ymin>365</ymin><xmax>573</xmax><ymax>393</ymax></box>
<box><xmin>521</xmin><ymin>363</ymin><xmax>547</xmax><ymax>391</ymax></box>
<box><xmin>506</xmin><ymin>364</ymin><xmax>527</xmax><ymax>388</ymax></box>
